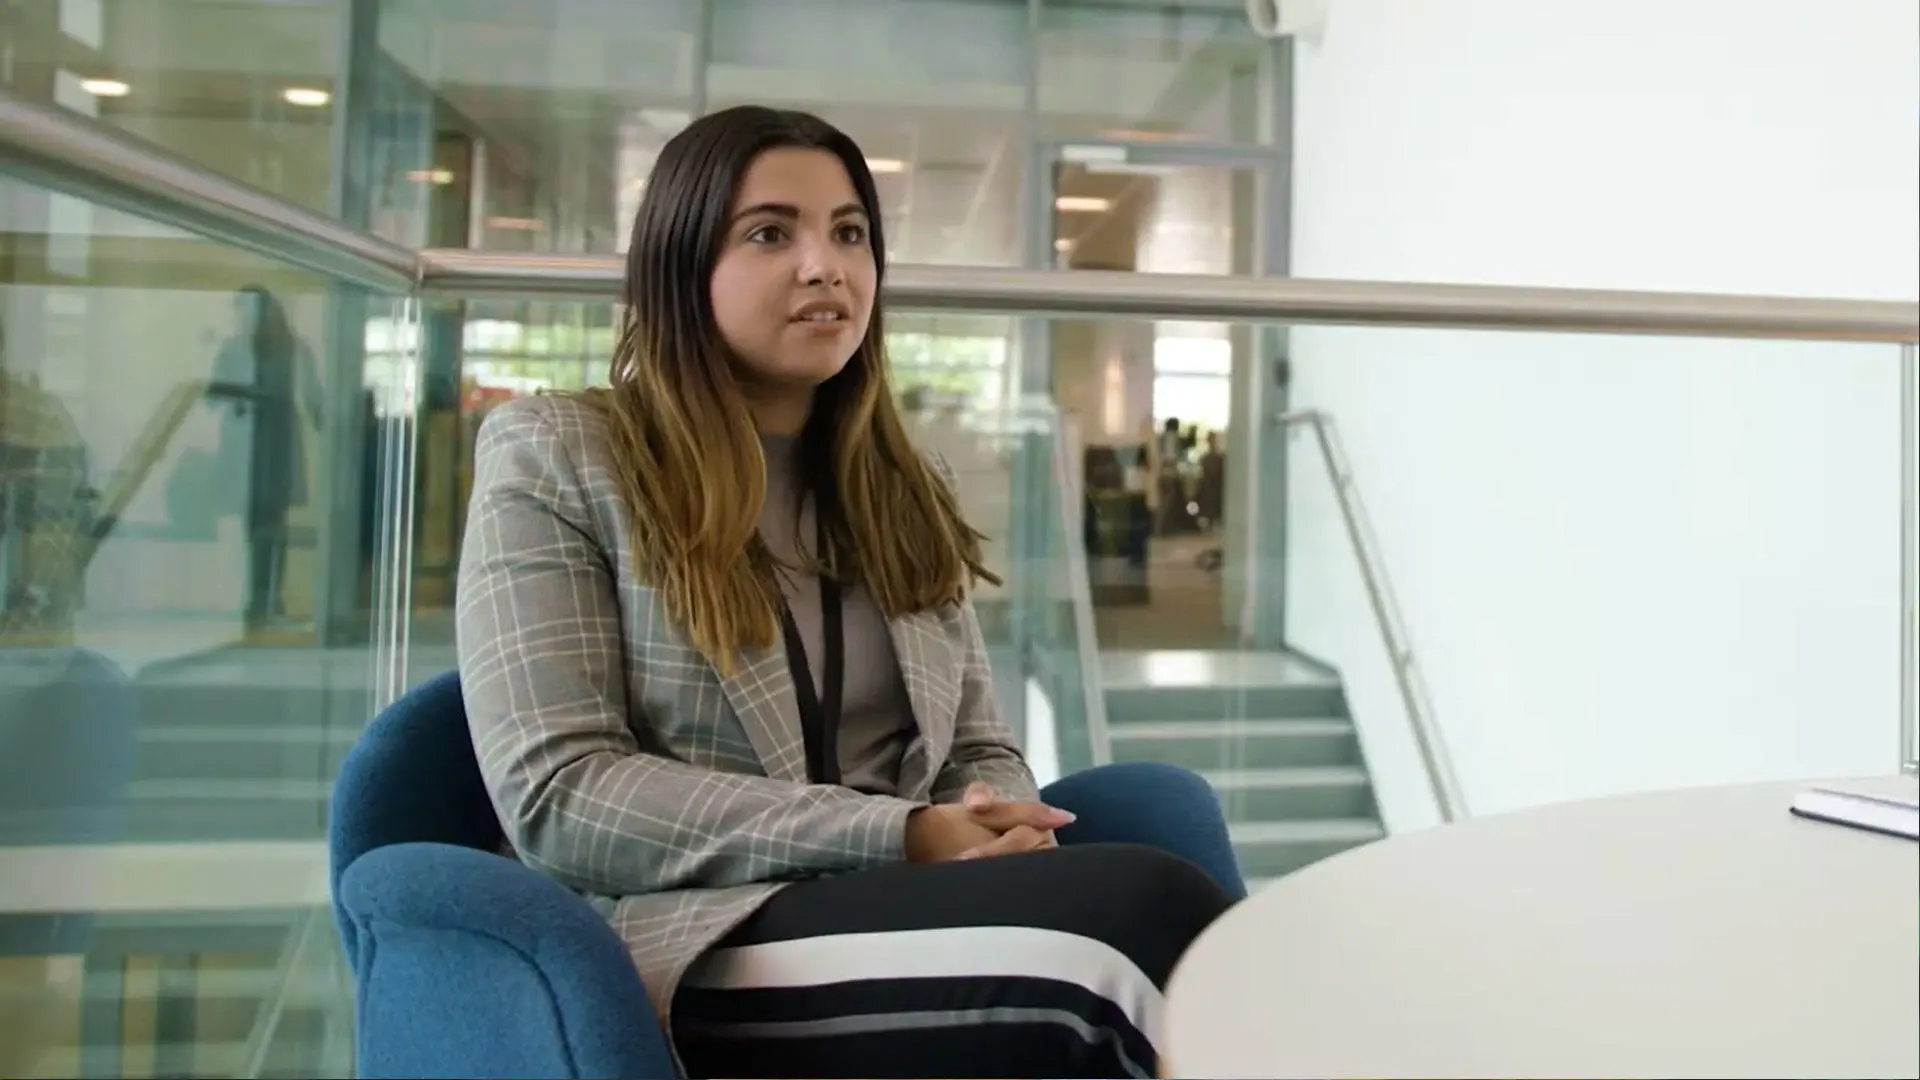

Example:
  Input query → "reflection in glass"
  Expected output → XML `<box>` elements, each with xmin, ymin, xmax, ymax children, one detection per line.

<box><xmin>1036</xmin><ymin>0</ymin><xmax>1270</xmax><ymax>142</ymax></box>
<box><xmin>0</xmin><ymin>0</ymin><xmax>346</xmax><ymax>214</ymax></box>
<box><xmin>0</xmin><ymin>173</ymin><xmax>386</xmax><ymax>1078</ymax></box>
<box><xmin>349</xmin><ymin>0</ymin><xmax>1279</xmax><ymax>265</ymax></box>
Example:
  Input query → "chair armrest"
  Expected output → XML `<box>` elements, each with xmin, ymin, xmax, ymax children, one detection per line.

<box><xmin>337</xmin><ymin>842</ymin><xmax>676</xmax><ymax>1079</ymax></box>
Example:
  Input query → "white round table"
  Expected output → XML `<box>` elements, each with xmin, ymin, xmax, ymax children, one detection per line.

<box><xmin>1162</xmin><ymin>776</ymin><xmax>1920</xmax><ymax>1079</ymax></box>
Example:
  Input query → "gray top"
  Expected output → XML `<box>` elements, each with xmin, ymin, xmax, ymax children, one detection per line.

<box><xmin>757</xmin><ymin>433</ymin><xmax>915</xmax><ymax>796</ymax></box>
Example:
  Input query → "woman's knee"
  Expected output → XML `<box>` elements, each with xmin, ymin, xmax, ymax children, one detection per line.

<box><xmin>1048</xmin><ymin>843</ymin><xmax>1235</xmax><ymax>973</ymax></box>
<box><xmin>1076</xmin><ymin>841</ymin><xmax>1233</xmax><ymax>917</ymax></box>
<box><xmin>1047</xmin><ymin>761</ymin><xmax>1219</xmax><ymax>821</ymax></box>
<box><xmin>1047</xmin><ymin>763</ymin><xmax>1245</xmax><ymax>900</ymax></box>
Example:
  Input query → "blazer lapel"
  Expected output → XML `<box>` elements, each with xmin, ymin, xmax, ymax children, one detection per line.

<box><xmin>714</xmin><ymin>641</ymin><xmax>810</xmax><ymax>783</ymax></box>
<box><xmin>888</xmin><ymin>608</ymin><xmax>960</xmax><ymax>729</ymax></box>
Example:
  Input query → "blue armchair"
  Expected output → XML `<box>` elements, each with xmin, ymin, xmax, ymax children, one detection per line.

<box><xmin>330</xmin><ymin>670</ymin><xmax>1244</xmax><ymax>1080</ymax></box>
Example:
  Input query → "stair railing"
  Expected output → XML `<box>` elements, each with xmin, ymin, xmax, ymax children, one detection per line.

<box><xmin>1281</xmin><ymin>408</ymin><xmax>1470</xmax><ymax>823</ymax></box>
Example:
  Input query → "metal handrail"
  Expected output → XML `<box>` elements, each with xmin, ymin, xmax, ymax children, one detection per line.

<box><xmin>416</xmin><ymin>249</ymin><xmax>1920</xmax><ymax>343</ymax></box>
<box><xmin>0</xmin><ymin>92</ymin><xmax>416</xmax><ymax>292</ymax></box>
<box><xmin>1281</xmin><ymin>408</ymin><xmax>1469</xmax><ymax>823</ymax></box>
<box><xmin>2</xmin><ymin>89</ymin><xmax>1913</xmax><ymax>339</ymax></box>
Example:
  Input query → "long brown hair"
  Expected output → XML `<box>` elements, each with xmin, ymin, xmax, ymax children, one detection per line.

<box><xmin>584</xmin><ymin>105</ymin><xmax>997</xmax><ymax>672</ymax></box>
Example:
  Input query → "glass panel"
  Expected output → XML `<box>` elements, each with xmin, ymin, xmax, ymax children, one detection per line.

<box><xmin>1044</xmin><ymin>159</ymin><xmax>1265</xmax><ymax>651</ymax></box>
<box><xmin>374</xmin><ymin>0</ymin><xmax>703</xmax><ymax>255</ymax></box>
<box><xmin>1051</xmin><ymin>158</ymin><xmax>1261</xmax><ymax>275</ymax></box>
<box><xmin>0</xmin><ymin>0</ymin><xmax>346</xmax><ymax>214</ymax></box>
<box><xmin>385</xmin><ymin>288</ymin><xmax>1906</xmax><ymax>974</ymax></box>
<box><xmin>0</xmin><ymin>171</ymin><xmax>394</xmax><ymax>1077</ymax></box>
<box><xmin>1049</xmin><ymin>318</ymin><xmax>1905</xmax><ymax>889</ymax></box>
<box><xmin>1281</xmin><ymin>330</ymin><xmax>1906</xmax><ymax>815</ymax></box>
<box><xmin>1006</xmin><ymin>403</ymin><xmax>1106</xmax><ymax>779</ymax></box>
<box><xmin>1035</xmin><ymin>0</ymin><xmax>1272</xmax><ymax>143</ymax></box>
<box><xmin>354</xmin><ymin>0</ymin><xmax>1284</xmax><ymax>266</ymax></box>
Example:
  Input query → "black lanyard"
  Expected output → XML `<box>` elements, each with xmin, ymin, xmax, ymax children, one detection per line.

<box><xmin>776</xmin><ymin>516</ymin><xmax>844</xmax><ymax>785</ymax></box>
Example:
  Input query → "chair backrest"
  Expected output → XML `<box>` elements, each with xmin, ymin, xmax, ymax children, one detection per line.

<box><xmin>328</xmin><ymin>670</ymin><xmax>505</xmax><ymax>899</ymax></box>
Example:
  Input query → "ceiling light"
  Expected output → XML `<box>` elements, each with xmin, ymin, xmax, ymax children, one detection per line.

<box><xmin>79</xmin><ymin>79</ymin><xmax>130</xmax><ymax>97</ymax></box>
<box><xmin>487</xmin><ymin>216</ymin><xmax>545</xmax><ymax>231</ymax></box>
<box><xmin>1053</xmin><ymin>196</ymin><xmax>1112</xmax><ymax>213</ymax></box>
<box><xmin>865</xmin><ymin>158</ymin><xmax>907</xmax><ymax>175</ymax></box>
<box><xmin>282</xmin><ymin>87</ymin><xmax>331</xmax><ymax>107</ymax></box>
<box><xmin>406</xmin><ymin>168</ymin><xmax>456</xmax><ymax>185</ymax></box>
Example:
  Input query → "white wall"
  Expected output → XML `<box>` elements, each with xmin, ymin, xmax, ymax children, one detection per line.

<box><xmin>1284</xmin><ymin>0</ymin><xmax>1919</xmax><ymax>831</ymax></box>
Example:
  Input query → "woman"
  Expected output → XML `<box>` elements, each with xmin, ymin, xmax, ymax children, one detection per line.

<box><xmin>456</xmin><ymin>105</ymin><xmax>1237</xmax><ymax>1079</ymax></box>
<box><xmin>207</xmin><ymin>285</ymin><xmax>322</xmax><ymax>625</ymax></box>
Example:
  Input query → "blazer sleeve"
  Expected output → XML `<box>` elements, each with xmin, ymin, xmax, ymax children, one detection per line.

<box><xmin>456</xmin><ymin>398</ymin><xmax>922</xmax><ymax>896</ymax></box>
<box><xmin>922</xmin><ymin>451</ymin><xmax>1043</xmax><ymax>805</ymax></box>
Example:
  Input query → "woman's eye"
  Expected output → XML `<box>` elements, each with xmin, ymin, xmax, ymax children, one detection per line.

<box><xmin>746</xmin><ymin>224</ymin><xmax>786</xmax><ymax>245</ymax></box>
<box><xmin>835</xmin><ymin>222</ymin><xmax>867</xmax><ymax>245</ymax></box>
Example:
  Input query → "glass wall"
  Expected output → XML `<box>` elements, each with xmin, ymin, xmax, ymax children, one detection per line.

<box><xmin>0</xmin><ymin>0</ymin><xmax>346</xmax><ymax>214</ymax></box>
<box><xmin>0</xmin><ymin>0</ymin><xmax>1294</xmax><ymax>682</ymax></box>
<box><xmin>0</xmin><ymin>167</ymin><xmax>392</xmax><ymax>1077</ymax></box>
<box><xmin>367</xmin><ymin>0</ymin><xmax>1279</xmax><ymax>261</ymax></box>
<box><xmin>389</xmin><ymin>299</ymin><xmax>1035</xmax><ymax>705</ymax></box>
<box><xmin>347</xmin><ymin>0</ymin><xmax>1292</xmax><ymax>677</ymax></box>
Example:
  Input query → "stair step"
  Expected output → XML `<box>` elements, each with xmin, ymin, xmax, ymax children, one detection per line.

<box><xmin>1230</xmin><ymin>818</ymin><xmax>1383</xmax><ymax>844</ymax></box>
<box><xmin>136</xmin><ymin>725</ymin><xmax>358</xmax><ymax>783</ymax></box>
<box><xmin>1200</xmin><ymin>766</ymin><xmax>1379</xmax><ymax>820</ymax></box>
<box><xmin>1105</xmin><ymin>683</ymin><xmax>1347</xmax><ymax>725</ymax></box>
<box><xmin>1109</xmin><ymin>717</ymin><xmax>1361</xmax><ymax>769</ymax></box>
<box><xmin>1228</xmin><ymin>818</ymin><xmax>1384</xmax><ymax>879</ymax></box>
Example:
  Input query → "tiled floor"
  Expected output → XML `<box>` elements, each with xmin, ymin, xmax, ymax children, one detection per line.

<box><xmin>1091</xmin><ymin>533</ymin><xmax>1241</xmax><ymax>651</ymax></box>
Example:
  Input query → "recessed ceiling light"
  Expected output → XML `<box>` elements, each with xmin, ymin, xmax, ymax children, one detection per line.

<box><xmin>80</xmin><ymin>79</ymin><xmax>130</xmax><ymax>97</ymax></box>
<box><xmin>866</xmin><ymin>158</ymin><xmax>907</xmax><ymax>174</ymax></box>
<box><xmin>283</xmin><ymin>87</ymin><xmax>331</xmax><ymax>107</ymax></box>
<box><xmin>1054</xmin><ymin>196</ymin><xmax>1112</xmax><ymax>213</ymax></box>
<box><xmin>405</xmin><ymin>168</ymin><xmax>456</xmax><ymax>185</ymax></box>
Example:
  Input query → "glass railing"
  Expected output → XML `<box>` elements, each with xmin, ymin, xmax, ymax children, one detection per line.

<box><xmin>383</xmin><ymin>293</ymin><xmax>1108</xmax><ymax>778</ymax></box>
<box><xmin>2</xmin><ymin>88</ymin><xmax>1916</xmax><ymax>1078</ymax></box>
<box><xmin>0</xmin><ymin>166</ymin><xmax>409</xmax><ymax>1076</ymax></box>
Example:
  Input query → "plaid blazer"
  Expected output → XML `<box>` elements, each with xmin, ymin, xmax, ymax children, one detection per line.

<box><xmin>455</xmin><ymin>392</ymin><xmax>1038</xmax><ymax>1026</ymax></box>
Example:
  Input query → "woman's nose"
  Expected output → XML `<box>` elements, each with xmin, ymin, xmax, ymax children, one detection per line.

<box><xmin>796</xmin><ymin>239</ymin><xmax>844</xmax><ymax>287</ymax></box>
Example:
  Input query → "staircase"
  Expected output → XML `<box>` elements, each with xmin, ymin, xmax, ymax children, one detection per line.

<box><xmin>125</xmin><ymin>647</ymin><xmax>388</xmax><ymax>843</ymax></box>
<box><xmin>1099</xmin><ymin>650</ymin><xmax>1385</xmax><ymax>886</ymax></box>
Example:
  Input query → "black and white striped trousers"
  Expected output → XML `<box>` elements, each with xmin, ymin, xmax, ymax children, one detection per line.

<box><xmin>671</xmin><ymin>842</ymin><xmax>1234</xmax><ymax>1079</ymax></box>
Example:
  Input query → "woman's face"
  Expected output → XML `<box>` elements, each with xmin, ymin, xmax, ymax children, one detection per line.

<box><xmin>709</xmin><ymin>147</ymin><xmax>876</xmax><ymax>397</ymax></box>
